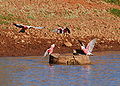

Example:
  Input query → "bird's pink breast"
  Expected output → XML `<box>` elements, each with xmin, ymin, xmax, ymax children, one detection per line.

<box><xmin>48</xmin><ymin>48</ymin><xmax>53</xmax><ymax>53</ymax></box>
<box><xmin>23</xmin><ymin>26</ymin><xmax>28</xmax><ymax>29</ymax></box>
<box><xmin>48</xmin><ymin>49</ymin><xmax>51</xmax><ymax>52</ymax></box>
<box><xmin>83</xmin><ymin>49</ymin><xmax>89</xmax><ymax>54</ymax></box>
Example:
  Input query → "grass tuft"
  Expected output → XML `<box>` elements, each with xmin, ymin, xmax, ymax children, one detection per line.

<box><xmin>27</xmin><ymin>15</ymin><xmax>36</xmax><ymax>19</ymax></box>
<box><xmin>109</xmin><ymin>8</ymin><xmax>120</xmax><ymax>17</ymax></box>
<box><xmin>0</xmin><ymin>21</ymin><xmax>9</xmax><ymax>25</ymax></box>
<box><xmin>105</xmin><ymin>0</ymin><xmax>120</xmax><ymax>5</ymax></box>
<box><xmin>0</xmin><ymin>14</ymin><xmax>14</xmax><ymax>25</ymax></box>
<box><xmin>0</xmin><ymin>14</ymin><xmax>14</xmax><ymax>20</ymax></box>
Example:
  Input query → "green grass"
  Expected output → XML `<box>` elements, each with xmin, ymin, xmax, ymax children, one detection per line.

<box><xmin>76</xmin><ymin>27</ymin><xmax>80</xmax><ymax>30</ymax></box>
<box><xmin>0</xmin><ymin>14</ymin><xmax>14</xmax><ymax>21</ymax></box>
<box><xmin>109</xmin><ymin>8</ymin><xmax>120</xmax><ymax>17</ymax></box>
<box><xmin>105</xmin><ymin>0</ymin><xmax>120</xmax><ymax>5</ymax></box>
<box><xmin>2</xmin><ymin>26</ymin><xmax>8</xmax><ymax>29</ymax></box>
<box><xmin>27</xmin><ymin>15</ymin><xmax>36</xmax><ymax>19</ymax></box>
<box><xmin>0</xmin><ymin>21</ymin><xmax>9</xmax><ymax>25</ymax></box>
<box><xmin>0</xmin><ymin>14</ymin><xmax>14</xmax><ymax>25</ymax></box>
<box><xmin>0</xmin><ymin>13</ymin><xmax>30</xmax><ymax>25</ymax></box>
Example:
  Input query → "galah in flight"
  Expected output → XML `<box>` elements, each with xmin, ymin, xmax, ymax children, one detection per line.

<box><xmin>44</xmin><ymin>44</ymin><xmax>55</xmax><ymax>57</ymax></box>
<box><xmin>78</xmin><ymin>38</ymin><xmax>97</xmax><ymax>55</ymax></box>
<box><xmin>13</xmin><ymin>23</ymin><xmax>45</xmax><ymax>33</ymax></box>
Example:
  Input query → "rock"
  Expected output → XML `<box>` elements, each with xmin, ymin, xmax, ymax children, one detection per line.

<box><xmin>64</xmin><ymin>41</ymin><xmax>72</xmax><ymax>47</ymax></box>
<box><xmin>14</xmin><ymin>36</ymin><xmax>18</xmax><ymax>39</ymax></box>
<box><xmin>21</xmin><ymin>40</ymin><xmax>25</xmax><ymax>43</ymax></box>
<box><xmin>49</xmin><ymin>53</ymin><xmax>91</xmax><ymax>65</ymax></box>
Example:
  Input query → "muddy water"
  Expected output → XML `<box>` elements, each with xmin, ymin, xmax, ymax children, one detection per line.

<box><xmin>0</xmin><ymin>51</ymin><xmax>120</xmax><ymax>86</ymax></box>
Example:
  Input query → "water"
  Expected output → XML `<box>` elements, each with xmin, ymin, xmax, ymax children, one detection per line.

<box><xmin>0</xmin><ymin>51</ymin><xmax>120</xmax><ymax>86</ymax></box>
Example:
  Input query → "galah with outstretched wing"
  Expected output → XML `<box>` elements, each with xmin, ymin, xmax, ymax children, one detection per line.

<box><xmin>44</xmin><ymin>44</ymin><xmax>55</xmax><ymax>57</ymax></box>
<box><xmin>13</xmin><ymin>23</ymin><xmax>45</xmax><ymax>33</ymax></box>
<box><xmin>79</xmin><ymin>38</ymin><xmax>97</xmax><ymax>55</ymax></box>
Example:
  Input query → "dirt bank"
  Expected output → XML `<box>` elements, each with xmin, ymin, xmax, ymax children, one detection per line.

<box><xmin>0</xmin><ymin>28</ymin><xmax>119</xmax><ymax>57</ymax></box>
<box><xmin>0</xmin><ymin>0</ymin><xmax>120</xmax><ymax>56</ymax></box>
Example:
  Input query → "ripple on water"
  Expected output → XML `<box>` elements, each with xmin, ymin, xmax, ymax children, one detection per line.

<box><xmin>0</xmin><ymin>51</ymin><xmax>120</xmax><ymax>86</ymax></box>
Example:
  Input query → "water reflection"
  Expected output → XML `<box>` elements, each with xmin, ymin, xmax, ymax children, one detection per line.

<box><xmin>48</xmin><ymin>64</ymin><xmax>92</xmax><ymax>86</ymax></box>
<box><xmin>0</xmin><ymin>51</ymin><xmax>120</xmax><ymax>86</ymax></box>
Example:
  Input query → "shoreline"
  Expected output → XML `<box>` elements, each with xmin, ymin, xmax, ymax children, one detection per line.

<box><xmin>0</xmin><ymin>30</ymin><xmax>119</xmax><ymax>57</ymax></box>
<box><xmin>0</xmin><ymin>0</ymin><xmax>120</xmax><ymax>57</ymax></box>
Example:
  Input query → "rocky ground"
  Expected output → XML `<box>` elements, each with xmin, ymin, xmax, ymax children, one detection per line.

<box><xmin>0</xmin><ymin>0</ymin><xmax>120</xmax><ymax>56</ymax></box>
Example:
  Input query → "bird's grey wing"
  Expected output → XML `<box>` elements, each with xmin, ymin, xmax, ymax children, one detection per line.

<box><xmin>44</xmin><ymin>49</ymin><xmax>49</xmax><ymax>57</ymax></box>
<box><xmin>33</xmin><ymin>27</ymin><xmax>45</xmax><ymax>29</ymax></box>
<box><xmin>86</xmin><ymin>38</ymin><xmax>97</xmax><ymax>53</ymax></box>
<box><xmin>52</xmin><ymin>29</ymin><xmax>57</xmax><ymax>32</ymax></box>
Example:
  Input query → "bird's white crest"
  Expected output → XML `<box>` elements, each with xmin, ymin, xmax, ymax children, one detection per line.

<box><xmin>51</xmin><ymin>44</ymin><xmax>55</xmax><ymax>48</ymax></box>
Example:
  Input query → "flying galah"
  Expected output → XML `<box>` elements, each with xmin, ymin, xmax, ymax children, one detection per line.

<box><xmin>13</xmin><ymin>23</ymin><xmax>45</xmax><ymax>33</ymax></box>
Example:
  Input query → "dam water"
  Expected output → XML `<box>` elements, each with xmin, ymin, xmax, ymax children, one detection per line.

<box><xmin>0</xmin><ymin>51</ymin><xmax>120</xmax><ymax>86</ymax></box>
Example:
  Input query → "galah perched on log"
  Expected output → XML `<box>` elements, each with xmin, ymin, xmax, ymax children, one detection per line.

<box><xmin>52</xmin><ymin>27</ymin><xmax>70</xmax><ymax>34</ymax></box>
<box><xmin>13</xmin><ymin>23</ymin><xmax>45</xmax><ymax>33</ymax></box>
<box><xmin>44</xmin><ymin>44</ymin><xmax>55</xmax><ymax>57</ymax></box>
<box><xmin>78</xmin><ymin>38</ymin><xmax>97</xmax><ymax>56</ymax></box>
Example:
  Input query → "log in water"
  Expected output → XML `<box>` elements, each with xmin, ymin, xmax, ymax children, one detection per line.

<box><xmin>49</xmin><ymin>53</ymin><xmax>91</xmax><ymax>65</ymax></box>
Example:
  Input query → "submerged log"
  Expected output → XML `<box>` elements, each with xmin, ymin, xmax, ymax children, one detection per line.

<box><xmin>49</xmin><ymin>53</ymin><xmax>91</xmax><ymax>65</ymax></box>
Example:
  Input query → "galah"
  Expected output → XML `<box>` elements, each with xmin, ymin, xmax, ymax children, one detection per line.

<box><xmin>78</xmin><ymin>38</ymin><xmax>97</xmax><ymax>55</ymax></box>
<box><xmin>44</xmin><ymin>44</ymin><xmax>55</xmax><ymax>57</ymax></box>
<box><xmin>52</xmin><ymin>27</ymin><xmax>70</xmax><ymax>34</ymax></box>
<box><xmin>13</xmin><ymin>23</ymin><xmax>45</xmax><ymax>33</ymax></box>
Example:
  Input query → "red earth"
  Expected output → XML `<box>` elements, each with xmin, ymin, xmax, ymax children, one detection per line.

<box><xmin>0</xmin><ymin>0</ymin><xmax>120</xmax><ymax>56</ymax></box>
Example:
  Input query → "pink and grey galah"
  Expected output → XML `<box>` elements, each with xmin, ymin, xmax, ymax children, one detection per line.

<box><xmin>13</xmin><ymin>23</ymin><xmax>45</xmax><ymax>33</ymax></box>
<box><xmin>44</xmin><ymin>44</ymin><xmax>55</xmax><ymax>57</ymax></box>
<box><xmin>78</xmin><ymin>38</ymin><xmax>97</xmax><ymax>55</ymax></box>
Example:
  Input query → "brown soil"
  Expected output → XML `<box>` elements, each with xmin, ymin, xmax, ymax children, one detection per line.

<box><xmin>0</xmin><ymin>0</ymin><xmax>120</xmax><ymax>56</ymax></box>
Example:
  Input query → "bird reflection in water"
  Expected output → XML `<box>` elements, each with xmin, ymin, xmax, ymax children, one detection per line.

<box><xmin>81</xmin><ymin>65</ymin><xmax>92</xmax><ymax>86</ymax></box>
<box><xmin>49</xmin><ymin>64</ymin><xmax>55</xmax><ymax>74</ymax></box>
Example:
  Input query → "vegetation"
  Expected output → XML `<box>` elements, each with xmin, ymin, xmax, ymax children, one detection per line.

<box><xmin>105</xmin><ymin>0</ymin><xmax>120</xmax><ymax>5</ymax></box>
<box><xmin>105</xmin><ymin>0</ymin><xmax>120</xmax><ymax>17</ymax></box>
<box><xmin>0</xmin><ymin>21</ymin><xmax>9</xmax><ymax>25</ymax></box>
<box><xmin>109</xmin><ymin>8</ymin><xmax>120</xmax><ymax>17</ymax></box>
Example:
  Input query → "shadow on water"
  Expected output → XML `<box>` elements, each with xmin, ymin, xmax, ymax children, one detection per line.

<box><xmin>0</xmin><ymin>51</ymin><xmax>120</xmax><ymax>86</ymax></box>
